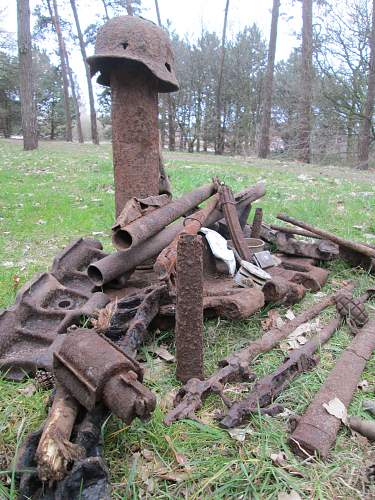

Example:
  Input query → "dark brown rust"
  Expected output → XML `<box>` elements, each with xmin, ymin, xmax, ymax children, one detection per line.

<box><xmin>349</xmin><ymin>416</ymin><xmax>375</xmax><ymax>441</ymax></box>
<box><xmin>219</xmin><ymin>184</ymin><xmax>251</xmax><ymax>261</ymax></box>
<box><xmin>88</xmin><ymin>183</ymin><xmax>266</xmax><ymax>287</ymax></box>
<box><xmin>274</xmin><ymin>231</ymin><xmax>339</xmax><ymax>260</ymax></box>
<box><xmin>290</xmin><ymin>311</ymin><xmax>375</xmax><ymax>458</ymax></box>
<box><xmin>250</xmin><ymin>207</ymin><xmax>263</xmax><ymax>239</ymax></box>
<box><xmin>54</xmin><ymin>328</ymin><xmax>156</xmax><ymax>424</ymax></box>
<box><xmin>164</xmin><ymin>283</ymin><xmax>355</xmax><ymax>425</ymax></box>
<box><xmin>0</xmin><ymin>238</ymin><xmax>110</xmax><ymax>380</ymax></box>
<box><xmin>263</xmin><ymin>276</ymin><xmax>306</xmax><ymax>305</ymax></box>
<box><xmin>175</xmin><ymin>234</ymin><xmax>204</xmax><ymax>383</ymax></box>
<box><xmin>277</xmin><ymin>213</ymin><xmax>375</xmax><ymax>263</ymax></box>
<box><xmin>112</xmin><ymin>182</ymin><xmax>217</xmax><ymax>250</ymax></box>
<box><xmin>220</xmin><ymin>315</ymin><xmax>341</xmax><ymax>428</ymax></box>
<box><xmin>113</xmin><ymin>194</ymin><xmax>171</xmax><ymax>230</ymax></box>
<box><xmin>270</xmin><ymin>224</ymin><xmax>323</xmax><ymax>239</ymax></box>
<box><xmin>116</xmin><ymin>284</ymin><xmax>168</xmax><ymax>357</ymax></box>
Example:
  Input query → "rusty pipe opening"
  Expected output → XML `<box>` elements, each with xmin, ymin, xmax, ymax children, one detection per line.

<box><xmin>112</xmin><ymin>229</ymin><xmax>133</xmax><ymax>250</ymax></box>
<box><xmin>87</xmin><ymin>265</ymin><xmax>105</xmax><ymax>286</ymax></box>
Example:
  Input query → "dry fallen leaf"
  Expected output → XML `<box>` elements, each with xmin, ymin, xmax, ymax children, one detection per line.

<box><xmin>18</xmin><ymin>383</ymin><xmax>37</xmax><ymax>397</ymax></box>
<box><xmin>285</xmin><ymin>309</ymin><xmax>296</xmax><ymax>321</ymax></box>
<box><xmin>153</xmin><ymin>468</ymin><xmax>191</xmax><ymax>482</ymax></box>
<box><xmin>148</xmin><ymin>345</ymin><xmax>175</xmax><ymax>362</ymax></box>
<box><xmin>323</xmin><ymin>397</ymin><xmax>348</xmax><ymax>425</ymax></box>
<box><xmin>164</xmin><ymin>435</ymin><xmax>189</xmax><ymax>467</ymax></box>
<box><xmin>270</xmin><ymin>451</ymin><xmax>304</xmax><ymax>478</ymax></box>
<box><xmin>262</xmin><ymin>310</ymin><xmax>285</xmax><ymax>331</ymax></box>
<box><xmin>226</xmin><ymin>426</ymin><xmax>253</xmax><ymax>443</ymax></box>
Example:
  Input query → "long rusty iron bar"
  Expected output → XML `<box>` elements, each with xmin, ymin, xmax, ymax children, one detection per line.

<box><xmin>277</xmin><ymin>213</ymin><xmax>375</xmax><ymax>259</ymax></box>
<box><xmin>270</xmin><ymin>224</ymin><xmax>322</xmax><ymax>239</ymax></box>
<box><xmin>164</xmin><ymin>282</ymin><xmax>355</xmax><ymax>425</ymax></box>
<box><xmin>88</xmin><ymin>183</ymin><xmax>266</xmax><ymax>286</ymax></box>
<box><xmin>220</xmin><ymin>314</ymin><xmax>342</xmax><ymax>428</ymax></box>
<box><xmin>112</xmin><ymin>182</ymin><xmax>217</xmax><ymax>250</ymax></box>
<box><xmin>220</xmin><ymin>184</ymin><xmax>251</xmax><ymax>261</ymax></box>
<box><xmin>154</xmin><ymin>194</ymin><xmax>220</xmax><ymax>283</ymax></box>
<box><xmin>175</xmin><ymin>234</ymin><xmax>204</xmax><ymax>383</ymax></box>
<box><xmin>251</xmin><ymin>208</ymin><xmax>263</xmax><ymax>239</ymax></box>
<box><xmin>290</xmin><ymin>303</ymin><xmax>375</xmax><ymax>458</ymax></box>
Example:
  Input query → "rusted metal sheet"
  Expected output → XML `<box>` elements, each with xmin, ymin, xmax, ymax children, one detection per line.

<box><xmin>164</xmin><ymin>283</ymin><xmax>356</xmax><ymax>425</ymax></box>
<box><xmin>175</xmin><ymin>234</ymin><xmax>204</xmax><ymax>383</ymax></box>
<box><xmin>250</xmin><ymin>207</ymin><xmax>263</xmax><ymax>239</ymax></box>
<box><xmin>54</xmin><ymin>328</ymin><xmax>156</xmax><ymax>424</ymax></box>
<box><xmin>0</xmin><ymin>239</ymin><xmax>110</xmax><ymax>380</ymax></box>
<box><xmin>88</xmin><ymin>183</ymin><xmax>266</xmax><ymax>287</ymax></box>
<box><xmin>219</xmin><ymin>184</ymin><xmax>251</xmax><ymax>261</ymax></box>
<box><xmin>274</xmin><ymin>231</ymin><xmax>339</xmax><ymax>260</ymax></box>
<box><xmin>289</xmin><ymin>313</ymin><xmax>375</xmax><ymax>459</ymax></box>
<box><xmin>112</xmin><ymin>182</ymin><xmax>217</xmax><ymax>249</ymax></box>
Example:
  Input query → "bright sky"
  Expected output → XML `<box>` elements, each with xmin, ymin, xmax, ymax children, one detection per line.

<box><xmin>2</xmin><ymin>0</ymin><xmax>301</xmax><ymax>112</ymax></box>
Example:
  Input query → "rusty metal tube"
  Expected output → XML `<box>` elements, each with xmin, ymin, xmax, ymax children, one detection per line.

<box><xmin>112</xmin><ymin>183</ymin><xmax>217</xmax><ymax>250</ymax></box>
<box><xmin>88</xmin><ymin>183</ymin><xmax>266</xmax><ymax>286</ymax></box>
<box><xmin>289</xmin><ymin>307</ymin><xmax>375</xmax><ymax>458</ymax></box>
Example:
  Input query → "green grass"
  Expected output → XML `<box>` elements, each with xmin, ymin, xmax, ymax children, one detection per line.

<box><xmin>1</xmin><ymin>138</ymin><xmax>375</xmax><ymax>499</ymax></box>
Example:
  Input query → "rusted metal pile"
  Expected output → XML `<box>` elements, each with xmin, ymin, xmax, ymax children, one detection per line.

<box><xmin>2</xmin><ymin>14</ymin><xmax>375</xmax><ymax>499</ymax></box>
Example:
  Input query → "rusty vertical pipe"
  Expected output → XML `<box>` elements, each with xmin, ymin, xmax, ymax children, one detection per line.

<box><xmin>175</xmin><ymin>234</ymin><xmax>204</xmax><ymax>383</ymax></box>
<box><xmin>111</xmin><ymin>68</ymin><xmax>160</xmax><ymax>217</ymax></box>
<box><xmin>250</xmin><ymin>207</ymin><xmax>263</xmax><ymax>239</ymax></box>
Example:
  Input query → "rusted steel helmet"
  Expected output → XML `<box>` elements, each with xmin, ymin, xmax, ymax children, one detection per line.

<box><xmin>87</xmin><ymin>16</ymin><xmax>179</xmax><ymax>92</ymax></box>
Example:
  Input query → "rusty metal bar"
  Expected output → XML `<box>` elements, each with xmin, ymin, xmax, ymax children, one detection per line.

<box><xmin>277</xmin><ymin>213</ymin><xmax>375</xmax><ymax>259</ymax></box>
<box><xmin>112</xmin><ymin>182</ymin><xmax>217</xmax><ymax>250</ymax></box>
<box><xmin>175</xmin><ymin>234</ymin><xmax>204</xmax><ymax>383</ymax></box>
<box><xmin>251</xmin><ymin>208</ymin><xmax>263</xmax><ymax>239</ymax></box>
<box><xmin>88</xmin><ymin>183</ymin><xmax>266</xmax><ymax>286</ymax></box>
<box><xmin>111</xmin><ymin>69</ymin><xmax>160</xmax><ymax>217</ymax></box>
<box><xmin>290</xmin><ymin>309</ymin><xmax>375</xmax><ymax>458</ymax></box>
<box><xmin>270</xmin><ymin>224</ymin><xmax>323</xmax><ymax>239</ymax></box>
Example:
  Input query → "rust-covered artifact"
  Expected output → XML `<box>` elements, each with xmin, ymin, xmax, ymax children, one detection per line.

<box><xmin>36</xmin><ymin>384</ymin><xmax>82</xmax><ymax>482</ymax></box>
<box><xmin>274</xmin><ymin>231</ymin><xmax>339</xmax><ymax>260</ymax></box>
<box><xmin>164</xmin><ymin>283</ymin><xmax>354</xmax><ymax>424</ymax></box>
<box><xmin>270</xmin><ymin>224</ymin><xmax>322</xmax><ymax>239</ymax></box>
<box><xmin>112</xmin><ymin>182</ymin><xmax>217</xmax><ymax>249</ymax></box>
<box><xmin>87</xmin><ymin>16</ymin><xmax>179</xmax><ymax>216</ymax></box>
<box><xmin>349</xmin><ymin>416</ymin><xmax>375</xmax><ymax>441</ymax></box>
<box><xmin>54</xmin><ymin>328</ymin><xmax>156</xmax><ymax>424</ymax></box>
<box><xmin>88</xmin><ymin>183</ymin><xmax>266</xmax><ymax>286</ymax></box>
<box><xmin>250</xmin><ymin>207</ymin><xmax>263</xmax><ymax>239</ymax></box>
<box><xmin>175</xmin><ymin>234</ymin><xmax>204</xmax><ymax>383</ymax></box>
<box><xmin>289</xmin><ymin>310</ymin><xmax>375</xmax><ymax>458</ymax></box>
<box><xmin>335</xmin><ymin>292</ymin><xmax>369</xmax><ymax>328</ymax></box>
<box><xmin>277</xmin><ymin>213</ymin><xmax>375</xmax><ymax>272</ymax></box>
<box><xmin>0</xmin><ymin>238</ymin><xmax>110</xmax><ymax>380</ymax></box>
<box><xmin>220</xmin><ymin>314</ymin><xmax>342</xmax><ymax>428</ymax></box>
<box><xmin>219</xmin><ymin>184</ymin><xmax>251</xmax><ymax>261</ymax></box>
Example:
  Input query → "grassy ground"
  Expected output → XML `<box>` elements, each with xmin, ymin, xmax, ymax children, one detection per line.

<box><xmin>0</xmin><ymin>138</ymin><xmax>375</xmax><ymax>499</ymax></box>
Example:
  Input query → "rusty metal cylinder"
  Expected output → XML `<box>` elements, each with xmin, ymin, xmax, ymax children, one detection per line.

<box><xmin>112</xmin><ymin>183</ymin><xmax>217</xmax><ymax>250</ymax></box>
<box><xmin>289</xmin><ymin>314</ymin><xmax>375</xmax><ymax>458</ymax></box>
<box><xmin>111</xmin><ymin>68</ymin><xmax>160</xmax><ymax>217</ymax></box>
<box><xmin>250</xmin><ymin>207</ymin><xmax>263</xmax><ymax>239</ymax></box>
<box><xmin>175</xmin><ymin>234</ymin><xmax>204</xmax><ymax>383</ymax></box>
<box><xmin>88</xmin><ymin>183</ymin><xmax>266</xmax><ymax>286</ymax></box>
<box><xmin>54</xmin><ymin>328</ymin><xmax>156</xmax><ymax>424</ymax></box>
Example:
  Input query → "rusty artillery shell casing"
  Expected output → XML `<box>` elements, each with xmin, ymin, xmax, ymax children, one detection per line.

<box><xmin>250</xmin><ymin>207</ymin><xmax>263</xmax><ymax>239</ymax></box>
<box><xmin>175</xmin><ymin>234</ymin><xmax>204</xmax><ymax>383</ymax></box>
<box><xmin>111</xmin><ymin>68</ymin><xmax>160</xmax><ymax>217</ymax></box>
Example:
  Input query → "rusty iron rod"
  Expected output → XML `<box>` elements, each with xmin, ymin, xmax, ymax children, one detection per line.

<box><xmin>251</xmin><ymin>208</ymin><xmax>263</xmax><ymax>239</ymax></box>
<box><xmin>270</xmin><ymin>224</ymin><xmax>322</xmax><ymax>239</ymax></box>
<box><xmin>88</xmin><ymin>183</ymin><xmax>266</xmax><ymax>286</ymax></box>
<box><xmin>175</xmin><ymin>234</ymin><xmax>204</xmax><ymax>383</ymax></box>
<box><xmin>112</xmin><ymin>182</ymin><xmax>217</xmax><ymax>250</ymax></box>
<box><xmin>290</xmin><ymin>301</ymin><xmax>375</xmax><ymax>458</ymax></box>
<box><xmin>277</xmin><ymin>213</ymin><xmax>375</xmax><ymax>259</ymax></box>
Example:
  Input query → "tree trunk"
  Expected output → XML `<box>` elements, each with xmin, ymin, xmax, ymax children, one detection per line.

<box><xmin>70</xmin><ymin>0</ymin><xmax>99</xmax><ymax>144</ymax></box>
<box><xmin>257</xmin><ymin>0</ymin><xmax>280</xmax><ymax>159</ymax></box>
<box><xmin>125</xmin><ymin>0</ymin><xmax>134</xmax><ymax>15</ymax></box>
<box><xmin>102</xmin><ymin>0</ymin><xmax>110</xmax><ymax>20</ymax></box>
<box><xmin>66</xmin><ymin>52</ymin><xmax>84</xmax><ymax>143</ymax></box>
<box><xmin>154</xmin><ymin>0</ymin><xmax>162</xmax><ymax>26</ymax></box>
<box><xmin>297</xmin><ymin>0</ymin><xmax>313</xmax><ymax>163</ymax></box>
<box><xmin>168</xmin><ymin>97</ymin><xmax>176</xmax><ymax>151</ymax></box>
<box><xmin>17</xmin><ymin>0</ymin><xmax>38</xmax><ymax>150</ymax></box>
<box><xmin>357</xmin><ymin>0</ymin><xmax>375</xmax><ymax>170</ymax></box>
<box><xmin>47</xmin><ymin>0</ymin><xmax>73</xmax><ymax>142</ymax></box>
<box><xmin>215</xmin><ymin>0</ymin><xmax>230</xmax><ymax>155</ymax></box>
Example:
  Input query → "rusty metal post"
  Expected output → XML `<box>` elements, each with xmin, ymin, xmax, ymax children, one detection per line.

<box><xmin>175</xmin><ymin>234</ymin><xmax>204</xmax><ymax>383</ymax></box>
<box><xmin>111</xmin><ymin>68</ymin><xmax>160</xmax><ymax>216</ymax></box>
<box><xmin>250</xmin><ymin>207</ymin><xmax>263</xmax><ymax>239</ymax></box>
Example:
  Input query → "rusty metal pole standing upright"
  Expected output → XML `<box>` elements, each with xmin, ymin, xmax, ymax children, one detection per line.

<box><xmin>175</xmin><ymin>234</ymin><xmax>204</xmax><ymax>383</ymax></box>
<box><xmin>87</xmin><ymin>16</ymin><xmax>179</xmax><ymax>217</ymax></box>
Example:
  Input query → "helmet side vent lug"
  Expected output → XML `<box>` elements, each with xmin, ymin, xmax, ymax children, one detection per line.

<box><xmin>165</xmin><ymin>62</ymin><xmax>171</xmax><ymax>72</ymax></box>
<box><xmin>122</xmin><ymin>42</ymin><xmax>128</xmax><ymax>50</ymax></box>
